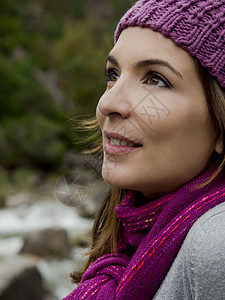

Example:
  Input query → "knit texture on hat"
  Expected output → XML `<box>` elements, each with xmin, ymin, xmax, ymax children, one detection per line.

<box><xmin>114</xmin><ymin>0</ymin><xmax>225</xmax><ymax>89</ymax></box>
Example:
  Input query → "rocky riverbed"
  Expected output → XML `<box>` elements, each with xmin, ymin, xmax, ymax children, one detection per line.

<box><xmin>0</xmin><ymin>170</ymin><xmax>109</xmax><ymax>300</ymax></box>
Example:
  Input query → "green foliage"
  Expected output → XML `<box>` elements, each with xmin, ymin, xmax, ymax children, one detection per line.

<box><xmin>112</xmin><ymin>0</ymin><xmax>135</xmax><ymax>18</ymax></box>
<box><xmin>0</xmin><ymin>0</ymin><xmax>133</xmax><ymax>172</ymax></box>
<box><xmin>0</xmin><ymin>116</ymin><xmax>66</xmax><ymax>169</ymax></box>
<box><xmin>53</xmin><ymin>20</ymin><xmax>113</xmax><ymax>115</ymax></box>
<box><xmin>0</xmin><ymin>55</ymin><xmax>65</xmax><ymax>121</ymax></box>
<box><xmin>12</xmin><ymin>168</ymin><xmax>38</xmax><ymax>190</ymax></box>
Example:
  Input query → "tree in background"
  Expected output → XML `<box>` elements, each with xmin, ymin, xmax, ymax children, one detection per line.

<box><xmin>0</xmin><ymin>0</ymin><xmax>134</xmax><ymax>171</ymax></box>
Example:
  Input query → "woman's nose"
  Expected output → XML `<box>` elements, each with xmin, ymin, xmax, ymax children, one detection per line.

<box><xmin>97</xmin><ymin>80</ymin><xmax>132</xmax><ymax>119</ymax></box>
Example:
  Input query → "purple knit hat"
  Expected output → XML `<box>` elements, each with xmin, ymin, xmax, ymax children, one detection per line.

<box><xmin>114</xmin><ymin>0</ymin><xmax>225</xmax><ymax>89</ymax></box>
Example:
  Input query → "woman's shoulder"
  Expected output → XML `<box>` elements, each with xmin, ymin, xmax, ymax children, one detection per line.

<box><xmin>184</xmin><ymin>201</ymin><xmax>225</xmax><ymax>256</ymax></box>
<box><xmin>181</xmin><ymin>201</ymin><xmax>225</xmax><ymax>298</ymax></box>
<box><xmin>154</xmin><ymin>202</ymin><xmax>225</xmax><ymax>300</ymax></box>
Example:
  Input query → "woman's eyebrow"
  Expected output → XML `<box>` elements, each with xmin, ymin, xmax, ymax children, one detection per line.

<box><xmin>106</xmin><ymin>55</ymin><xmax>183</xmax><ymax>80</ymax></box>
<box><xmin>106</xmin><ymin>55</ymin><xmax>119</xmax><ymax>67</ymax></box>
<box><xmin>134</xmin><ymin>59</ymin><xmax>183</xmax><ymax>79</ymax></box>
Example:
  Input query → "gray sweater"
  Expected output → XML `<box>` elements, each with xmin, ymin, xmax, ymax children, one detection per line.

<box><xmin>154</xmin><ymin>202</ymin><xmax>225</xmax><ymax>300</ymax></box>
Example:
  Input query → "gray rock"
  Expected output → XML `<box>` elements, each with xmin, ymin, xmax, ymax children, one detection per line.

<box><xmin>0</xmin><ymin>256</ymin><xmax>45</xmax><ymax>300</ymax></box>
<box><xmin>76</xmin><ymin>180</ymin><xmax>109</xmax><ymax>219</ymax></box>
<box><xmin>71</xmin><ymin>232</ymin><xmax>92</xmax><ymax>248</ymax></box>
<box><xmin>21</xmin><ymin>227</ymin><xmax>71</xmax><ymax>258</ymax></box>
<box><xmin>6</xmin><ymin>192</ymin><xmax>32</xmax><ymax>208</ymax></box>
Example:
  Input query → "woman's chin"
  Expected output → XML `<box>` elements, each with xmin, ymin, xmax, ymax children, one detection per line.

<box><xmin>102</xmin><ymin>175</ymin><xmax>124</xmax><ymax>189</ymax></box>
<box><xmin>102</xmin><ymin>170</ymin><xmax>131</xmax><ymax>190</ymax></box>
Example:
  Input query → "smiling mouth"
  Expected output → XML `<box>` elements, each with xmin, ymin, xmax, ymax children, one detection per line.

<box><xmin>109</xmin><ymin>137</ymin><xmax>142</xmax><ymax>147</ymax></box>
<box><xmin>105</xmin><ymin>131</ymin><xmax>143</xmax><ymax>148</ymax></box>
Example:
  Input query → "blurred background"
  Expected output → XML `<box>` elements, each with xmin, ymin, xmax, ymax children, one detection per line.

<box><xmin>0</xmin><ymin>0</ymin><xmax>135</xmax><ymax>299</ymax></box>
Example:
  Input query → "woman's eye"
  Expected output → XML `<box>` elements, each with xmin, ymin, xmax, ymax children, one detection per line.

<box><xmin>144</xmin><ymin>72</ymin><xmax>171</xmax><ymax>88</ymax></box>
<box><xmin>104</xmin><ymin>68</ymin><xmax>120</xmax><ymax>82</ymax></box>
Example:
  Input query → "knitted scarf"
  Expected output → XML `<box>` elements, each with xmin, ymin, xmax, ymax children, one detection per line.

<box><xmin>63</xmin><ymin>167</ymin><xmax>225</xmax><ymax>299</ymax></box>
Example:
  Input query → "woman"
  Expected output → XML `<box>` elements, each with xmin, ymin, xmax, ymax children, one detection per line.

<box><xmin>64</xmin><ymin>0</ymin><xmax>225</xmax><ymax>299</ymax></box>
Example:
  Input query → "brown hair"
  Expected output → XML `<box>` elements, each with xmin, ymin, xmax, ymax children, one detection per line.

<box><xmin>194</xmin><ymin>59</ymin><xmax>225</xmax><ymax>185</ymax></box>
<box><xmin>70</xmin><ymin>59</ymin><xmax>225</xmax><ymax>283</ymax></box>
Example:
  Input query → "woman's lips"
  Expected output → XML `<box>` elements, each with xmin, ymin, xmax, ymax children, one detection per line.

<box><xmin>104</xmin><ymin>131</ymin><xmax>143</xmax><ymax>155</ymax></box>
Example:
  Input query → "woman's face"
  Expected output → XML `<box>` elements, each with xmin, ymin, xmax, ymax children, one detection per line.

<box><xmin>96</xmin><ymin>27</ymin><xmax>221</xmax><ymax>198</ymax></box>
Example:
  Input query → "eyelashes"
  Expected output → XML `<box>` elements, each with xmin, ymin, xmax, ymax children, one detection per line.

<box><xmin>143</xmin><ymin>71</ymin><xmax>172</xmax><ymax>88</ymax></box>
<box><xmin>104</xmin><ymin>68</ymin><xmax>120</xmax><ymax>82</ymax></box>
<box><xmin>104</xmin><ymin>67</ymin><xmax>172</xmax><ymax>88</ymax></box>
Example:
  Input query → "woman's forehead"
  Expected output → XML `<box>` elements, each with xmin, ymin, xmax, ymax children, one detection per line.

<box><xmin>110</xmin><ymin>27</ymin><xmax>196</xmax><ymax>75</ymax></box>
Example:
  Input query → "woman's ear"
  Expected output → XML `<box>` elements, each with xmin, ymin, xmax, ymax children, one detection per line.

<box><xmin>215</xmin><ymin>136</ymin><xmax>223</xmax><ymax>154</ymax></box>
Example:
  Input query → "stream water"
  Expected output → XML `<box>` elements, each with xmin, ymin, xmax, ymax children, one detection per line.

<box><xmin>0</xmin><ymin>196</ymin><xmax>93</xmax><ymax>299</ymax></box>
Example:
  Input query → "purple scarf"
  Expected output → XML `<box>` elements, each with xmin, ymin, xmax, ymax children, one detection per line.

<box><xmin>63</xmin><ymin>167</ymin><xmax>225</xmax><ymax>299</ymax></box>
